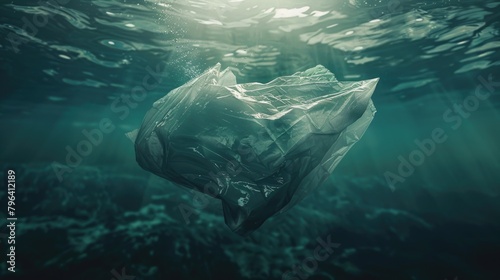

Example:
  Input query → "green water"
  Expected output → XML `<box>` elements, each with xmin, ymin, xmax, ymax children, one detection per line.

<box><xmin>0</xmin><ymin>0</ymin><xmax>499</xmax><ymax>279</ymax></box>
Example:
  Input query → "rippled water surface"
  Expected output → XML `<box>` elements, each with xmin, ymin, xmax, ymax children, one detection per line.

<box><xmin>1</xmin><ymin>0</ymin><xmax>499</xmax><ymax>279</ymax></box>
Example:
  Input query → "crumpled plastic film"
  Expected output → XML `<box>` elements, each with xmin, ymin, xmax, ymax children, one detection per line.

<box><xmin>130</xmin><ymin>63</ymin><xmax>378</xmax><ymax>234</ymax></box>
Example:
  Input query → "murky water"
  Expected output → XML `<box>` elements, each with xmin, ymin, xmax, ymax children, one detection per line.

<box><xmin>0</xmin><ymin>0</ymin><xmax>499</xmax><ymax>279</ymax></box>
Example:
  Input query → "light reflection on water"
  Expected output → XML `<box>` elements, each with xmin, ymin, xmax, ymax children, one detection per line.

<box><xmin>0</xmin><ymin>1</ymin><xmax>499</xmax><ymax>278</ymax></box>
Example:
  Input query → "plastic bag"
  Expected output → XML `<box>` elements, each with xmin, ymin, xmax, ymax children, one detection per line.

<box><xmin>130</xmin><ymin>63</ymin><xmax>378</xmax><ymax>234</ymax></box>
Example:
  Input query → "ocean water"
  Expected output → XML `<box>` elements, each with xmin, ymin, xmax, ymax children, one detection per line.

<box><xmin>0</xmin><ymin>0</ymin><xmax>499</xmax><ymax>279</ymax></box>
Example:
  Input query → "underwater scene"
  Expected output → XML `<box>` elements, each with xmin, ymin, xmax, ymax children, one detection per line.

<box><xmin>1</xmin><ymin>0</ymin><xmax>499</xmax><ymax>279</ymax></box>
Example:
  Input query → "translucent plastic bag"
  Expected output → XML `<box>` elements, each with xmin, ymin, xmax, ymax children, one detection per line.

<box><xmin>130</xmin><ymin>63</ymin><xmax>378</xmax><ymax>234</ymax></box>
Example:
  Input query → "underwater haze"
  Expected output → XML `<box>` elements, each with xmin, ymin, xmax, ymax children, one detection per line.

<box><xmin>0</xmin><ymin>0</ymin><xmax>499</xmax><ymax>279</ymax></box>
